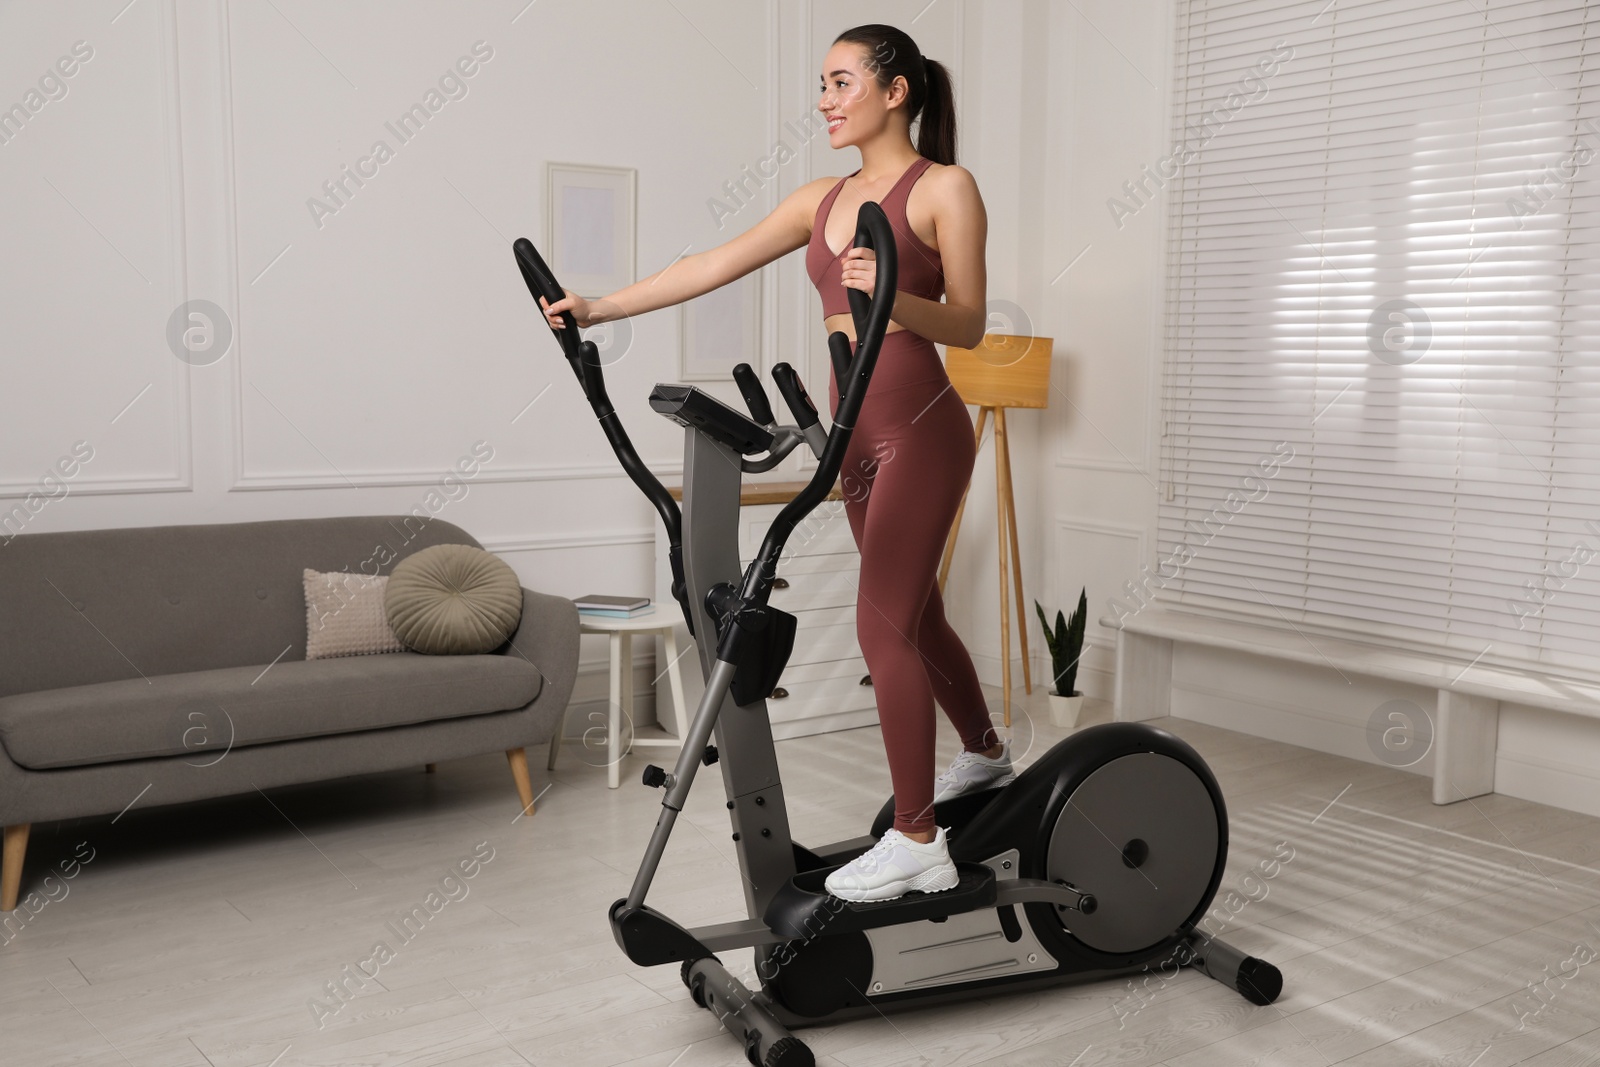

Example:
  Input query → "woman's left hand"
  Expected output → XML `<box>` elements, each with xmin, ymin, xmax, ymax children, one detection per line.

<box><xmin>839</xmin><ymin>246</ymin><xmax>877</xmax><ymax>300</ymax></box>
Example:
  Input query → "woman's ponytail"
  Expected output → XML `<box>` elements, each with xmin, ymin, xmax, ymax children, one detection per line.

<box><xmin>916</xmin><ymin>57</ymin><xmax>957</xmax><ymax>166</ymax></box>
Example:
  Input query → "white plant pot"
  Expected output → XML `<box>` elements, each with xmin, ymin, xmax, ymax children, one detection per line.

<box><xmin>1048</xmin><ymin>691</ymin><xmax>1084</xmax><ymax>729</ymax></box>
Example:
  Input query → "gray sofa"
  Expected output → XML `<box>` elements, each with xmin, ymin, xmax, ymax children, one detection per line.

<box><xmin>0</xmin><ymin>515</ymin><xmax>579</xmax><ymax>911</ymax></box>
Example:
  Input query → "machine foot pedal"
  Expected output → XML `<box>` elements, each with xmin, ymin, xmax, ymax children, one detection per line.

<box><xmin>764</xmin><ymin>862</ymin><xmax>996</xmax><ymax>937</ymax></box>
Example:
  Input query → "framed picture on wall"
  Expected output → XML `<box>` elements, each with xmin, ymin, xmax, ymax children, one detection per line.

<box><xmin>546</xmin><ymin>163</ymin><xmax>636</xmax><ymax>297</ymax></box>
<box><xmin>679</xmin><ymin>272</ymin><xmax>762</xmax><ymax>381</ymax></box>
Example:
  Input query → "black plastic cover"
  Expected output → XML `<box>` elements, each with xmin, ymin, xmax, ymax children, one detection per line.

<box><xmin>727</xmin><ymin>605</ymin><xmax>797</xmax><ymax>706</ymax></box>
<box><xmin>609</xmin><ymin>898</ymin><xmax>711</xmax><ymax>966</ymax></box>
<box><xmin>650</xmin><ymin>384</ymin><xmax>776</xmax><ymax>456</ymax></box>
<box><xmin>732</xmin><ymin>362</ymin><xmax>776</xmax><ymax>425</ymax></box>
<box><xmin>761</xmin><ymin>931</ymin><xmax>873</xmax><ymax>1018</ymax></box>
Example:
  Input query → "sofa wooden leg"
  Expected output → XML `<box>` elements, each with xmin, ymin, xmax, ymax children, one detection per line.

<box><xmin>506</xmin><ymin>748</ymin><xmax>535</xmax><ymax>817</ymax></box>
<box><xmin>425</xmin><ymin>763</ymin><xmax>437</xmax><ymax>774</ymax></box>
<box><xmin>2</xmin><ymin>824</ymin><xmax>29</xmax><ymax>912</ymax></box>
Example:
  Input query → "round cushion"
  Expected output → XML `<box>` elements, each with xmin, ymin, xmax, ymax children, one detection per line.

<box><xmin>384</xmin><ymin>544</ymin><xmax>523</xmax><ymax>655</ymax></box>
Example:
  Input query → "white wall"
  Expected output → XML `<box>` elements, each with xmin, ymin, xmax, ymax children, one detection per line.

<box><xmin>940</xmin><ymin>0</ymin><xmax>1044</xmax><ymax>704</ymax></box>
<box><xmin>0</xmin><ymin>0</ymin><xmax>1006</xmax><ymax>734</ymax></box>
<box><xmin>1029</xmin><ymin>0</ymin><xmax>1172</xmax><ymax>705</ymax></box>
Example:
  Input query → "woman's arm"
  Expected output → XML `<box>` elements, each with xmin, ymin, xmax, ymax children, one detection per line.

<box><xmin>544</xmin><ymin>180</ymin><xmax>827</xmax><ymax>328</ymax></box>
<box><xmin>839</xmin><ymin>164</ymin><xmax>988</xmax><ymax>349</ymax></box>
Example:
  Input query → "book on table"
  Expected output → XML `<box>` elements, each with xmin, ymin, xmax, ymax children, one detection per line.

<box><xmin>576</xmin><ymin>594</ymin><xmax>654</xmax><ymax>618</ymax></box>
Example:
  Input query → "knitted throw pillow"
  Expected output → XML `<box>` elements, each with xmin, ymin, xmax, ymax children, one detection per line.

<box><xmin>303</xmin><ymin>569</ymin><xmax>406</xmax><ymax>659</ymax></box>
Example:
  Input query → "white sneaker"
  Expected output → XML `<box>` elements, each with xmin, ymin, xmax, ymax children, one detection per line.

<box><xmin>823</xmin><ymin>827</ymin><xmax>960</xmax><ymax>902</ymax></box>
<box><xmin>933</xmin><ymin>742</ymin><xmax>1016</xmax><ymax>804</ymax></box>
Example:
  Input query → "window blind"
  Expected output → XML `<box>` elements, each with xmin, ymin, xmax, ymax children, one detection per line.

<box><xmin>1157</xmin><ymin>0</ymin><xmax>1600</xmax><ymax>678</ymax></box>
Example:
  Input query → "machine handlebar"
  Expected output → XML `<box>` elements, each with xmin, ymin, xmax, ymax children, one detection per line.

<box><xmin>511</xmin><ymin>237</ymin><xmax>689</xmax><ymax>627</ymax></box>
<box><xmin>732</xmin><ymin>362</ymin><xmax>776</xmax><ymax>426</ymax></box>
<box><xmin>513</xmin><ymin>239</ymin><xmax>592</xmax><ymax>393</ymax></box>
<box><xmin>770</xmin><ymin>363</ymin><xmax>818</xmax><ymax>431</ymax></box>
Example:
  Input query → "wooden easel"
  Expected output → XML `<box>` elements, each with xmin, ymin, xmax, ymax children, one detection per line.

<box><xmin>937</xmin><ymin>334</ymin><xmax>1053</xmax><ymax>727</ymax></box>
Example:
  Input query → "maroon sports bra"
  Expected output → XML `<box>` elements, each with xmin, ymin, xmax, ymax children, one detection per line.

<box><xmin>806</xmin><ymin>156</ymin><xmax>945</xmax><ymax>319</ymax></box>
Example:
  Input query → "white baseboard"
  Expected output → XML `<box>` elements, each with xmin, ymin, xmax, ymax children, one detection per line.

<box><xmin>558</xmin><ymin>653</ymin><xmax>659</xmax><ymax>740</ymax></box>
<box><xmin>1077</xmin><ymin>663</ymin><xmax>1115</xmax><ymax>701</ymax></box>
<box><xmin>967</xmin><ymin>649</ymin><xmax>1036</xmax><ymax>691</ymax></box>
<box><xmin>968</xmin><ymin>651</ymin><xmax>1114</xmax><ymax>702</ymax></box>
<box><xmin>1495</xmin><ymin>748</ymin><xmax>1600</xmax><ymax>820</ymax></box>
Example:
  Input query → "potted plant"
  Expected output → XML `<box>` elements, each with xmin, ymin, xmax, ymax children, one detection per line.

<box><xmin>1036</xmin><ymin>588</ymin><xmax>1087</xmax><ymax>728</ymax></box>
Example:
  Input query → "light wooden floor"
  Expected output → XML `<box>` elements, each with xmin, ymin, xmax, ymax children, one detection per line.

<box><xmin>4</xmin><ymin>687</ymin><xmax>1599</xmax><ymax>1067</ymax></box>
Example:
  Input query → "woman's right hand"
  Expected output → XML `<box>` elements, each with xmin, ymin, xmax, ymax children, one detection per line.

<box><xmin>540</xmin><ymin>289</ymin><xmax>597</xmax><ymax>330</ymax></box>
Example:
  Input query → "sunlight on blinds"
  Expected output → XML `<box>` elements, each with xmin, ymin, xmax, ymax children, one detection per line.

<box><xmin>1156</xmin><ymin>0</ymin><xmax>1600</xmax><ymax>677</ymax></box>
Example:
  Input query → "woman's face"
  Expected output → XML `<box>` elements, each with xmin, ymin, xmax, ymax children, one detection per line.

<box><xmin>818</xmin><ymin>43</ymin><xmax>902</xmax><ymax>149</ymax></box>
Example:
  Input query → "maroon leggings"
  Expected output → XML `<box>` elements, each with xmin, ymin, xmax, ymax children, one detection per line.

<box><xmin>828</xmin><ymin>330</ymin><xmax>1000</xmax><ymax>835</ymax></box>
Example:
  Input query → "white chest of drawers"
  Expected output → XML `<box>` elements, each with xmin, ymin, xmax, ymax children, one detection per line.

<box><xmin>652</xmin><ymin>481</ymin><xmax>878</xmax><ymax>740</ymax></box>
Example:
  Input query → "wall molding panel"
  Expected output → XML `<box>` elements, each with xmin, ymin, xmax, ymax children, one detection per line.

<box><xmin>1053</xmin><ymin>454</ymin><xmax>1155</xmax><ymax>477</ymax></box>
<box><xmin>230</xmin><ymin>461</ymin><xmax>684</xmax><ymax>492</ymax></box>
<box><xmin>478</xmin><ymin>530</ymin><xmax>654</xmax><ymax>555</ymax></box>
<box><xmin>3</xmin><ymin>0</ymin><xmax>195</xmax><ymax>499</ymax></box>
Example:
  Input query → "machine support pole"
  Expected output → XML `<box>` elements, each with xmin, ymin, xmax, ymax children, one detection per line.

<box><xmin>625</xmin><ymin>658</ymin><xmax>740</xmax><ymax>910</ymax></box>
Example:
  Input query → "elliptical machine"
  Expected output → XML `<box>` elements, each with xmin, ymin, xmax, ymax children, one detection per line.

<box><xmin>512</xmin><ymin>203</ymin><xmax>1281</xmax><ymax>1067</ymax></box>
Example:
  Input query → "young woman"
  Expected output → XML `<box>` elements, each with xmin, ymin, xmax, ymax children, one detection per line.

<box><xmin>542</xmin><ymin>23</ymin><xmax>1011</xmax><ymax>903</ymax></box>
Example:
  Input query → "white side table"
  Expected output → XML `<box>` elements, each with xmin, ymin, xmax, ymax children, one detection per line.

<box><xmin>550</xmin><ymin>613</ymin><xmax>694</xmax><ymax>789</ymax></box>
